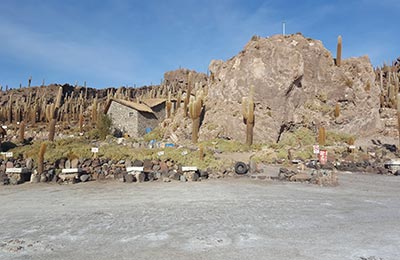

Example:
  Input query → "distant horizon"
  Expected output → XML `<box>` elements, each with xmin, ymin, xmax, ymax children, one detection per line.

<box><xmin>1</xmin><ymin>0</ymin><xmax>399</xmax><ymax>89</ymax></box>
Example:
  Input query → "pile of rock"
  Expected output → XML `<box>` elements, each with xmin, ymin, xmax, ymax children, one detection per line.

<box><xmin>0</xmin><ymin>157</ymin><xmax>212</xmax><ymax>185</ymax></box>
<box><xmin>277</xmin><ymin>167</ymin><xmax>339</xmax><ymax>187</ymax></box>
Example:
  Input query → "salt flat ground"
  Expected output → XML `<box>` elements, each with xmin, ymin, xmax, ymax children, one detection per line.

<box><xmin>0</xmin><ymin>173</ymin><xmax>399</xmax><ymax>260</ymax></box>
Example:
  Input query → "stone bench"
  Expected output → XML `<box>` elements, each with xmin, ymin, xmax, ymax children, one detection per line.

<box><xmin>6</xmin><ymin>168</ymin><xmax>32</xmax><ymax>185</ymax></box>
<box><xmin>126</xmin><ymin>167</ymin><xmax>144</xmax><ymax>173</ymax></box>
<box><xmin>59</xmin><ymin>168</ymin><xmax>82</xmax><ymax>181</ymax></box>
<box><xmin>181</xmin><ymin>166</ymin><xmax>197</xmax><ymax>172</ymax></box>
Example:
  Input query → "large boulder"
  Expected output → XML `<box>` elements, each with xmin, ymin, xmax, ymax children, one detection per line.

<box><xmin>198</xmin><ymin>34</ymin><xmax>381</xmax><ymax>143</ymax></box>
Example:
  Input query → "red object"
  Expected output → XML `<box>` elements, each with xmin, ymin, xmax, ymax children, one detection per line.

<box><xmin>319</xmin><ymin>150</ymin><xmax>328</xmax><ymax>165</ymax></box>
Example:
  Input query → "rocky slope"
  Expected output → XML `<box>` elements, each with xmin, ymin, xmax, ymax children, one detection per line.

<box><xmin>195</xmin><ymin>33</ymin><xmax>381</xmax><ymax>143</ymax></box>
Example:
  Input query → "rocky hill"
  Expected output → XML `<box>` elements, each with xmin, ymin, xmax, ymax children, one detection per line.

<box><xmin>163</xmin><ymin>33</ymin><xmax>388</xmax><ymax>145</ymax></box>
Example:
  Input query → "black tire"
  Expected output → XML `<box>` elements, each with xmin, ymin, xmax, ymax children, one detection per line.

<box><xmin>235</xmin><ymin>162</ymin><xmax>248</xmax><ymax>174</ymax></box>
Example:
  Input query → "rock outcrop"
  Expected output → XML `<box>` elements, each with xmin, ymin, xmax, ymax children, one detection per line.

<box><xmin>198</xmin><ymin>33</ymin><xmax>381</xmax><ymax>143</ymax></box>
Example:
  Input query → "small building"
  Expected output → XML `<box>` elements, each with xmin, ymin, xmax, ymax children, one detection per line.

<box><xmin>141</xmin><ymin>98</ymin><xmax>167</xmax><ymax>120</ymax></box>
<box><xmin>105</xmin><ymin>98</ymin><xmax>166</xmax><ymax>138</ymax></box>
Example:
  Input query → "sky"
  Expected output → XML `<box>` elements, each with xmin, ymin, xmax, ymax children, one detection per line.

<box><xmin>0</xmin><ymin>0</ymin><xmax>399</xmax><ymax>89</ymax></box>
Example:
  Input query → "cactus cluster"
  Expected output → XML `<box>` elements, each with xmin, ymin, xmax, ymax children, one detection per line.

<box><xmin>0</xmin><ymin>69</ymin><xmax>209</xmax><ymax>144</ymax></box>
<box><xmin>377</xmin><ymin>62</ymin><xmax>400</xmax><ymax>109</ymax></box>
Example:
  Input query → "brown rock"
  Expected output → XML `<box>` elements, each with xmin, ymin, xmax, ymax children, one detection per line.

<box><xmin>164</xmin><ymin>34</ymin><xmax>381</xmax><ymax>143</ymax></box>
<box><xmin>6</xmin><ymin>161</ymin><xmax>14</xmax><ymax>168</ymax></box>
<box><xmin>290</xmin><ymin>173</ymin><xmax>311</xmax><ymax>182</ymax></box>
<box><xmin>135</xmin><ymin>172</ymin><xmax>145</xmax><ymax>183</ymax></box>
<box><xmin>71</xmin><ymin>158</ymin><xmax>79</xmax><ymax>168</ymax></box>
<box><xmin>143</xmin><ymin>159</ymin><xmax>153</xmax><ymax>172</ymax></box>
<box><xmin>159</xmin><ymin>161</ymin><xmax>168</xmax><ymax>174</ymax></box>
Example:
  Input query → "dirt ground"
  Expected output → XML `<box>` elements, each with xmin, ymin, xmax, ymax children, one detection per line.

<box><xmin>0</xmin><ymin>173</ymin><xmax>399</xmax><ymax>260</ymax></box>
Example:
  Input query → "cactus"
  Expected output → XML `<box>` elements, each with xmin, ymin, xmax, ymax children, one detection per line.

<box><xmin>55</xmin><ymin>86</ymin><xmax>63</xmax><ymax>108</ymax></box>
<box><xmin>48</xmin><ymin>108</ymin><xmax>57</xmax><ymax>141</ymax></box>
<box><xmin>91</xmin><ymin>97</ymin><xmax>98</xmax><ymax>126</ymax></box>
<box><xmin>19</xmin><ymin>121</ymin><xmax>25</xmax><ymax>143</ymax></box>
<box><xmin>318</xmin><ymin>126</ymin><xmax>326</xmax><ymax>146</ymax></box>
<box><xmin>7</xmin><ymin>94</ymin><xmax>13</xmax><ymax>123</ymax></box>
<box><xmin>166</xmin><ymin>92</ymin><xmax>172</xmax><ymax>118</ymax></box>
<box><xmin>242</xmin><ymin>86</ymin><xmax>255</xmax><ymax>146</ymax></box>
<box><xmin>47</xmin><ymin>98</ymin><xmax>60</xmax><ymax>142</ymax></box>
<box><xmin>38</xmin><ymin>142</ymin><xmax>47</xmax><ymax>174</ymax></box>
<box><xmin>175</xmin><ymin>90</ymin><xmax>182</xmax><ymax>114</ymax></box>
<box><xmin>184</xmin><ymin>73</ymin><xmax>192</xmax><ymax>118</ymax></box>
<box><xmin>79</xmin><ymin>113</ymin><xmax>84</xmax><ymax>133</ymax></box>
<box><xmin>199</xmin><ymin>144</ymin><xmax>204</xmax><ymax>161</ymax></box>
<box><xmin>398</xmin><ymin>93</ymin><xmax>400</xmax><ymax>148</ymax></box>
<box><xmin>189</xmin><ymin>90</ymin><xmax>203</xmax><ymax>143</ymax></box>
<box><xmin>336</xmin><ymin>35</ymin><xmax>342</xmax><ymax>67</ymax></box>
<box><xmin>365</xmin><ymin>81</ymin><xmax>371</xmax><ymax>92</ymax></box>
<box><xmin>334</xmin><ymin>103</ymin><xmax>340</xmax><ymax>118</ymax></box>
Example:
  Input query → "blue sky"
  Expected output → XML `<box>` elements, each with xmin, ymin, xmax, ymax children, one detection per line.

<box><xmin>0</xmin><ymin>0</ymin><xmax>399</xmax><ymax>89</ymax></box>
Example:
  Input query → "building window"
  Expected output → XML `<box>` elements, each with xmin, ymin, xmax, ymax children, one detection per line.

<box><xmin>128</xmin><ymin>112</ymin><xmax>134</xmax><ymax>117</ymax></box>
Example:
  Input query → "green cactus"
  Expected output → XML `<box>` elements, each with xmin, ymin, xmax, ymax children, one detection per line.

<box><xmin>91</xmin><ymin>97</ymin><xmax>98</xmax><ymax>126</ymax></box>
<box><xmin>175</xmin><ymin>90</ymin><xmax>182</xmax><ymax>114</ymax></box>
<box><xmin>334</xmin><ymin>103</ymin><xmax>340</xmax><ymax>118</ymax></box>
<box><xmin>166</xmin><ymin>92</ymin><xmax>172</xmax><ymax>118</ymax></box>
<box><xmin>242</xmin><ymin>86</ymin><xmax>255</xmax><ymax>146</ymax></box>
<box><xmin>398</xmin><ymin>93</ymin><xmax>400</xmax><ymax>148</ymax></box>
<box><xmin>38</xmin><ymin>142</ymin><xmax>47</xmax><ymax>174</ymax></box>
<box><xmin>19</xmin><ymin>121</ymin><xmax>25</xmax><ymax>144</ymax></box>
<box><xmin>318</xmin><ymin>126</ymin><xmax>326</xmax><ymax>146</ymax></box>
<box><xmin>184</xmin><ymin>73</ymin><xmax>192</xmax><ymax>118</ymax></box>
<box><xmin>336</xmin><ymin>35</ymin><xmax>342</xmax><ymax>67</ymax></box>
<box><xmin>189</xmin><ymin>90</ymin><xmax>204</xmax><ymax>143</ymax></box>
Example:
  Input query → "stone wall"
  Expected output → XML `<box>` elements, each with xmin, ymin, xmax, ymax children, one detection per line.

<box><xmin>107</xmin><ymin>102</ymin><xmax>139</xmax><ymax>137</ymax></box>
<box><xmin>152</xmin><ymin>103</ymin><xmax>166</xmax><ymax>122</ymax></box>
<box><xmin>137</xmin><ymin>112</ymin><xmax>158</xmax><ymax>136</ymax></box>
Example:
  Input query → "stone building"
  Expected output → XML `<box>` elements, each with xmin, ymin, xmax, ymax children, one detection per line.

<box><xmin>142</xmin><ymin>98</ymin><xmax>167</xmax><ymax>121</ymax></box>
<box><xmin>105</xmin><ymin>98</ymin><xmax>166</xmax><ymax>138</ymax></box>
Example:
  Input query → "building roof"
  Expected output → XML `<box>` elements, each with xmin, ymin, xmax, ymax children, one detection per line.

<box><xmin>141</xmin><ymin>98</ymin><xmax>166</xmax><ymax>108</ymax></box>
<box><xmin>105</xmin><ymin>98</ymin><xmax>154</xmax><ymax>114</ymax></box>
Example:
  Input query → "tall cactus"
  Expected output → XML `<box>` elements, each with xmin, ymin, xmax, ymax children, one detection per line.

<box><xmin>55</xmin><ymin>86</ymin><xmax>63</xmax><ymax>108</ymax></box>
<box><xmin>242</xmin><ymin>86</ymin><xmax>255</xmax><ymax>146</ymax></box>
<box><xmin>184</xmin><ymin>72</ymin><xmax>192</xmax><ymax>118</ymax></box>
<box><xmin>19</xmin><ymin>121</ymin><xmax>25</xmax><ymax>144</ymax></box>
<box><xmin>166</xmin><ymin>91</ymin><xmax>172</xmax><ymax>118</ymax></box>
<box><xmin>334</xmin><ymin>103</ymin><xmax>340</xmax><ymax>118</ymax></box>
<box><xmin>48</xmin><ymin>88</ymin><xmax>63</xmax><ymax>142</ymax></box>
<box><xmin>38</xmin><ymin>142</ymin><xmax>47</xmax><ymax>174</ymax></box>
<box><xmin>48</xmin><ymin>107</ymin><xmax>58</xmax><ymax>141</ymax></box>
<box><xmin>318</xmin><ymin>126</ymin><xmax>326</xmax><ymax>146</ymax></box>
<box><xmin>91</xmin><ymin>96</ymin><xmax>98</xmax><ymax>126</ymax></box>
<box><xmin>7</xmin><ymin>94</ymin><xmax>13</xmax><ymax>123</ymax></box>
<box><xmin>397</xmin><ymin>93</ymin><xmax>400</xmax><ymax>148</ymax></box>
<box><xmin>175</xmin><ymin>90</ymin><xmax>182</xmax><ymax>115</ymax></box>
<box><xmin>189</xmin><ymin>90</ymin><xmax>203</xmax><ymax>143</ymax></box>
<box><xmin>79</xmin><ymin>112</ymin><xmax>84</xmax><ymax>133</ymax></box>
<box><xmin>336</xmin><ymin>35</ymin><xmax>342</xmax><ymax>67</ymax></box>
